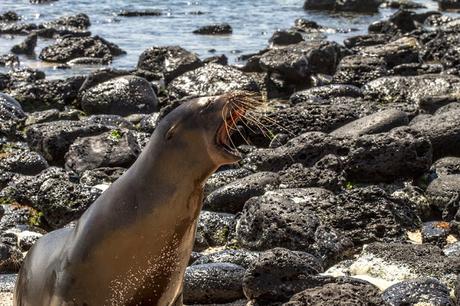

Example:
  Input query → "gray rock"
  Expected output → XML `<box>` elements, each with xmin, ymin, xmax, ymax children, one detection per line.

<box><xmin>259</xmin><ymin>41</ymin><xmax>344</xmax><ymax>85</ymax></box>
<box><xmin>8</xmin><ymin>76</ymin><xmax>85</xmax><ymax>112</ymax></box>
<box><xmin>331</xmin><ymin>109</ymin><xmax>409</xmax><ymax>137</ymax></box>
<box><xmin>26</xmin><ymin>120</ymin><xmax>110</xmax><ymax>165</ymax></box>
<box><xmin>382</xmin><ymin>278</ymin><xmax>453</xmax><ymax>306</ymax></box>
<box><xmin>290</xmin><ymin>84</ymin><xmax>363</xmax><ymax>104</ymax></box>
<box><xmin>80</xmin><ymin>75</ymin><xmax>158</xmax><ymax>116</ymax></box>
<box><xmin>192</xmin><ymin>249</ymin><xmax>260</xmax><ymax>269</ymax></box>
<box><xmin>432</xmin><ymin>157</ymin><xmax>460</xmax><ymax>176</ymax></box>
<box><xmin>332</xmin><ymin>55</ymin><xmax>389</xmax><ymax>86</ymax></box>
<box><xmin>0</xmin><ymin>22</ymin><xmax>38</xmax><ymax>35</ymax></box>
<box><xmin>39</xmin><ymin>35</ymin><xmax>125</xmax><ymax>64</ymax></box>
<box><xmin>204</xmin><ymin>172</ymin><xmax>279</xmax><ymax>214</ymax></box>
<box><xmin>0</xmin><ymin>149</ymin><xmax>48</xmax><ymax>176</ymax></box>
<box><xmin>438</xmin><ymin>0</ymin><xmax>460</xmax><ymax>10</ymax></box>
<box><xmin>426</xmin><ymin>175</ymin><xmax>460</xmax><ymax>218</ymax></box>
<box><xmin>410</xmin><ymin>109</ymin><xmax>460</xmax><ymax>159</ymax></box>
<box><xmin>184</xmin><ymin>263</ymin><xmax>245</xmax><ymax>304</ymax></box>
<box><xmin>79</xmin><ymin>167</ymin><xmax>126</xmax><ymax>187</ymax></box>
<box><xmin>25</xmin><ymin>109</ymin><xmax>80</xmax><ymax>126</ymax></box>
<box><xmin>363</xmin><ymin>74</ymin><xmax>460</xmax><ymax>106</ymax></box>
<box><xmin>137</xmin><ymin>46</ymin><xmax>203</xmax><ymax>83</ymax></box>
<box><xmin>65</xmin><ymin>130</ymin><xmax>141</xmax><ymax>174</ymax></box>
<box><xmin>243</xmin><ymin>248</ymin><xmax>323</xmax><ymax>303</ymax></box>
<box><xmin>284</xmin><ymin>280</ymin><xmax>385</xmax><ymax>306</ymax></box>
<box><xmin>168</xmin><ymin>63</ymin><xmax>259</xmax><ymax>99</ymax></box>
<box><xmin>204</xmin><ymin>168</ymin><xmax>253</xmax><ymax>196</ymax></box>
<box><xmin>41</xmin><ymin>13</ymin><xmax>90</xmax><ymax>30</ymax></box>
<box><xmin>195</xmin><ymin>211</ymin><xmax>235</xmax><ymax>251</ymax></box>
<box><xmin>0</xmin><ymin>11</ymin><xmax>19</xmax><ymax>22</ymax></box>
<box><xmin>193</xmin><ymin>23</ymin><xmax>232</xmax><ymax>35</ymax></box>
<box><xmin>0</xmin><ymin>243</ymin><xmax>23</xmax><ymax>273</ymax></box>
<box><xmin>421</xmin><ymin>221</ymin><xmax>451</xmax><ymax>247</ymax></box>
<box><xmin>443</xmin><ymin>241</ymin><xmax>460</xmax><ymax>257</ymax></box>
<box><xmin>0</xmin><ymin>273</ymin><xmax>16</xmax><ymax>293</ymax></box>
<box><xmin>0</xmin><ymin>93</ymin><xmax>26</xmax><ymax>137</ymax></box>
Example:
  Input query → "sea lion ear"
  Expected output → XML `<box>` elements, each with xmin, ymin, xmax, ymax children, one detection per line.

<box><xmin>165</xmin><ymin>124</ymin><xmax>178</xmax><ymax>140</ymax></box>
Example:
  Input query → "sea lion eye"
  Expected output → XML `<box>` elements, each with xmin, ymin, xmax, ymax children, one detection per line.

<box><xmin>165</xmin><ymin>125</ymin><xmax>177</xmax><ymax>140</ymax></box>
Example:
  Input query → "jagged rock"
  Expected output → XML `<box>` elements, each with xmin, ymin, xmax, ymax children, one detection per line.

<box><xmin>11</xmin><ymin>33</ymin><xmax>37</xmax><ymax>55</ymax></box>
<box><xmin>303</xmin><ymin>0</ymin><xmax>383</xmax><ymax>12</ymax></box>
<box><xmin>193</xmin><ymin>23</ymin><xmax>233</xmax><ymax>35</ymax></box>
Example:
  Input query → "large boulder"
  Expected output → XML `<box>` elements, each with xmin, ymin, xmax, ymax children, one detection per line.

<box><xmin>80</xmin><ymin>75</ymin><xmax>158</xmax><ymax>116</ymax></box>
<box><xmin>65</xmin><ymin>130</ymin><xmax>141</xmax><ymax>174</ymax></box>
<box><xmin>167</xmin><ymin>63</ymin><xmax>259</xmax><ymax>99</ymax></box>
<box><xmin>26</xmin><ymin>120</ymin><xmax>110</xmax><ymax>165</ymax></box>
<box><xmin>259</xmin><ymin>41</ymin><xmax>344</xmax><ymax>85</ymax></box>
<box><xmin>39</xmin><ymin>36</ymin><xmax>125</xmax><ymax>64</ymax></box>
<box><xmin>137</xmin><ymin>46</ymin><xmax>203</xmax><ymax>83</ymax></box>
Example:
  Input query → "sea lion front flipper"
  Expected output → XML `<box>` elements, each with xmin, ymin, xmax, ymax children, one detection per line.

<box><xmin>171</xmin><ymin>293</ymin><xmax>183</xmax><ymax>306</ymax></box>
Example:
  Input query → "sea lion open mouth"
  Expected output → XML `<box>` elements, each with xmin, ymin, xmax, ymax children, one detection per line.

<box><xmin>216</xmin><ymin>105</ymin><xmax>245</xmax><ymax>158</ymax></box>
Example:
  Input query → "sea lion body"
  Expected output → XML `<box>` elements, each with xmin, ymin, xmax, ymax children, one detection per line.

<box><xmin>14</xmin><ymin>94</ymin><xmax>248</xmax><ymax>306</ymax></box>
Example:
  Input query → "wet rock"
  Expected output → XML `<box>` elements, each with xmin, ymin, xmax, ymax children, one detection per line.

<box><xmin>0</xmin><ymin>204</ymin><xmax>40</xmax><ymax>233</ymax></box>
<box><xmin>68</xmin><ymin>57</ymin><xmax>106</xmax><ymax>65</ymax></box>
<box><xmin>432</xmin><ymin>157</ymin><xmax>460</xmax><ymax>176</ymax></box>
<box><xmin>25</xmin><ymin>109</ymin><xmax>80</xmax><ymax>126</ymax></box>
<box><xmin>0</xmin><ymin>54</ymin><xmax>19</xmax><ymax>68</ymax></box>
<box><xmin>11</xmin><ymin>33</ymin><xmax>37</xmax><ymax>55</ymax></box>
<box><xmin>192</xmin><ymin>250</ymin><xmax>260</xmax><ymax>269</ymax></box>
<box><xmin>204</xmin><ymin>168</ymin><xmax>253</xmax><ymax>196</ymax></box>
<box><xmin>332</xmin><ymin>55</ymin><xmax>389</xmax><ymax>86</ymax></box>
<box><xmin>0</xmin><ymin>12</ymin><xmax>19</xmax><ymax>22</ymax></box>
<box><xmin>343</xmin><ymin>243</ymin><xmax>460</xmax><ymax>290</ymax></box>
<box><xmin>369</xmin><ymin>10</ymin><xmax>419</xmax><ymax>35</ymax></box>
<box><xmin>410</xmin><ymin>109</ymin><xmax>460</xmax><ymax>159</ymax></box>
<box><xmin>363</xmin><ymin>74</ymin><xmax>460</xmax><ymax>106</ymax></box>
<box><xmin>203</xmin><ymin>172</ymin><xmax>279</xmax><ymax>214</ymax></box>
<box><xmin>39</xmin><ymin>13</ymin><xmax>90</xmax><ymax>37</ymax></box>
<box><xmin>382</xmin><ymin>0</ymin><xmax>426</xmax><ymax>9</ymax></box>
<box><xmin>421</xmin><ymin>221</ymin><xmax>451</xmax><ymax>247</ymax></box>
<box><xmin>331</xmin><ymin>109</ymin><xmax>409</xmax><ymax>137</ymax></box>
<box><xmin>26</xmin><ymin>120</ymin><xmax>110</xmax><ymax>165</ymax></box>
<box><xmin>8</xmin><ymin>76</ymin><xmax>85</xmax><ymax>112</ymax></box>
<box><xmin>137</xmin><ymin>46</ymin><xmax>203</xmax><ymax>83</ymax></box>
<box><xmin>203</xmin><ymin>54</ymin><xmax>228</xmax><ymax>66</ymax></box>
<box><xmin>195</xmin><ymin>211</ymin><xmax>235</xmax><ymax>251</ymax></box>
<box><xmin>80</xmin><ymin>75</ymin><xmax>158</xmax><ymax>116</ymax></box>
<box><xmin>0</xmin><ymin>149</ymin><xmax>48</xmax><ymax>176</ymax></box>
<box><xmin>0</xmin><ymin>243</ymin><xmax>22</xmax><ymax>273</ymax></box>
<box><xmin>118</xmin><ymin>10</ymin><xmax>162</xmax><ymax>17</ymax></box>
<box><xmin>438</xmin><ymin>0</ymin><xmax>460</xmax><ymax>10</ymax></box>
<box><xmin>0</xmin><ymin>22</ymin><xmax>38</xmax><ymax>35</ymax></box>
<box><xmin>259</xmin><ymin>41</ymin><xmax>344</xmax><ymax>86</ymax></box>
<box><xmin>344</xmin><ymin>34</ymin><xmax>392</xmax><ymax>50</ymax></box>
<box><xmin>193</xmin><ymin>23</ymin><xmax>233</xmax><ymax>35</ymax></box>
<box><xmin>243</xmin><ymin>248</ymin><xmax>323</xmax><ymax>303</ymax></box>
<box><xmin>284</xmin><ymin>280</ymin><xmax>385</xmax><ymax>306</ymax></box>
<box><xmin>269</xmin><ymin>30</ymin><xmax>303</xmax><ymax>46</ymax></box>
<box><xmin>184</xmin><ymin>263</ymin><xmax>245</xmax><ymax>304</ymax></box>
<box><xmin>382</xmin><ymin>277</ymin><xmax>453</xmax><ymax>306</ymax></box>
<box><xmin>79</xmin><ymin>167</ymin><xmax>126</xmax><ymax>187</ymax></box>
<box><xmin>39</xmin><ymin>36</ymin><xmax>125</xmax><ymax>64</ymax></box>
<box><xmin>168</xmin><ymin>63</ymin><xmax>259</xmax><ymax>99</ymax></box>
<box><xmin>303</xmin><ymin>0</ymin><xmax>382</xmax><ymax>12</ymax></box>
<box><xmin>65</xmin><ymin>130</ymin><xmax>141</xmax><ymax>174</ymax></box>
<box><xmin>292</xmin><ymin>18</ymin><xmax>324</xmax><ymax>33</ymax></box>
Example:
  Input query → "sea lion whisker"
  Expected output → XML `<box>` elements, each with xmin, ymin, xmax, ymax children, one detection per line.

<box><xmin>228</xmin><ymin>105</ymin><xmax>252</xmax><ymax>147</ymax></box>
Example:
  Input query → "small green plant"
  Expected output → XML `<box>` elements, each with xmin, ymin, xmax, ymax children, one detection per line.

<box><xmin>345</xmin><ymin>181</ymin><xmax>354</xmax><ymax>190</ymax></box>
<box><xmin>29</xmin><ymin>211</ymin><xmax>44</xmax><ymax>227</ymax></box>
<box><xmin>109</xmin><ymin>129</ymin><xmax>122</xmax><ymax>141</ymax></box>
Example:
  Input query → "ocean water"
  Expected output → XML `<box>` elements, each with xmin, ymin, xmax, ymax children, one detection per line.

<box><xmin>0</xmin><ymin>0</ymin><xmax>444</xmax><ymax>79</ymax></box>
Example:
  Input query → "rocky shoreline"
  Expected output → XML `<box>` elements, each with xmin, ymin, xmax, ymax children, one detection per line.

<box><xmin>1</xmin><ymin>0</ymin><xmax>460</xmax><ymax>305</ymax></box>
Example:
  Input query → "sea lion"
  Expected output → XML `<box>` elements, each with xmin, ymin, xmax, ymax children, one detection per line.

<box><xmin>14</xmin><ymin>92</ymin><xmax>257</xmax><ymax>306</ymax></box>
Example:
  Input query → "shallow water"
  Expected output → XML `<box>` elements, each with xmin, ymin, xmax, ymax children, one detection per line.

<box><xmin>0</xmin><ymin>0</ymin><xmax>445</xmax><ymax>79</ymax></box>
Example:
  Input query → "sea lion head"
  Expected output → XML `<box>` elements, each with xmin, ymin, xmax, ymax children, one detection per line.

<box><xmin>155</xmin><ymin>91</ymin><xmax>259</xmax><ymax>171</ymax></box>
